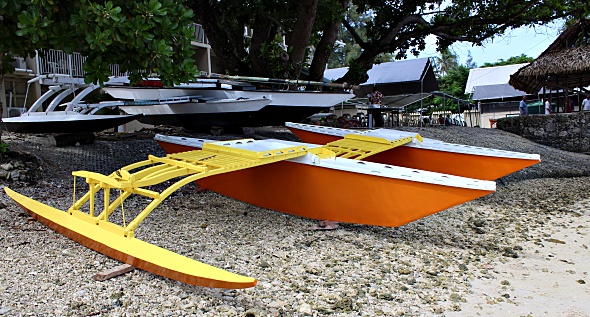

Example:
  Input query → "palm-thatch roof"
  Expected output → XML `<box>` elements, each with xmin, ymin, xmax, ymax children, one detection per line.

<box><xmin>509</xmin><ymin>19</ymin><xmax>590</xmax><ymax>94</ymax></box>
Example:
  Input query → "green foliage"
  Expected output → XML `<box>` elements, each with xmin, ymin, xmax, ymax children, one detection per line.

<box><xmin>432</xmin><ymin>48</ymin><xmax>459</xmax><ymax>78</ymax></box>
<box><xmin>481</xmin><ymin>54</ymin><xmax>535</xmax><ymax>68</ymax></box>
<box><xmin>328</xmin><ymin>4</ymin><xmax>367</xmax><ymax>68</ymax></box>
<box><xmin>2</xmin><ymin>0</ymin><xmax>198</xmax><ymax>85</ymax></box>
<box><xmin>192</xmin><ymin>0</ymin><xmax>588</xmax><ymax>83</ymax></box>
<box><xmin>260</xmin><ymin>33</ymin><xmax>295</xmax><ymax>78</ymax></box>
<box><xmin>432</xmin><ymin>64</ymin><xmax>471</xmax><ymax>111</ymax></box>
<box><xmin>427</xmin><ymin>49</ymin><xmax>471</xmax><ymax>113</ymax></box>
<box><xmin>0</xmin><ymin>141</ymin><xmax>9</xmax><ymax>156</ymax></box>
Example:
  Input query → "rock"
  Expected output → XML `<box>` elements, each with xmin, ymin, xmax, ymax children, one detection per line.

<box><xmin>73</xmin><ymin>290</ymin><xmax>86</xmax><ymax>297</ymax></box>
<box><xmin>473</xmin><ymin>219</ymin><xmax>486</xmax><ymax>227</ymax></box>
<box><xmin>332</xmin><ymin>297</ymin><xmax>352</xmax><ymax>310</ymax></box>
<box><xmin>268</xmin><ymin>300</ymin><xmax>286</xmax><ymax>308</ymax></box>
<box><xmin>270</xmin><ymin>280</ymin><xmax>281</xmax><ymax>287</ymax></box>
<box><xmin>547</xmin><ymin>238</ymin><xmax>566</xmax><ymax>244</ymax></box>
<box><xmin>449</xmin><ymin>293</ymin><xmax>462</xmax><ymax>302</ymax></box>
<box><xmin>425</xmin><ymin>269</ymin><xmax>438</xmax><ymax>276</ymax></box>
<box><xmin>502</xmin><ymin>247</ymin><xmax>519</xmax><ymax>258</ymax></box>
<box><xmin>397</xmin><ymin>268</ymin><xmax>412</xmax><ymax>275</ymax></box>
<box><xmin>1</xmin><ymin>163</ymin><xmax>13</xmax><ymax>171</ymax></box>
<box><xmin>9</xmin><ymin>170</ymin><xmax>20</xmax><ymax>180</ymax></box>
<box><xmin>298</xmin><ymin>303</ymin><xmax>312</xmax><ymax>315</ymax></box>
<box><xmin>473</xmin><ymin>227</ymin><xmax>486</xmax><ymax>234</ymax></box>
<box><xmin>0</xmin><ymin>307</ymin><xmax>13</xmax><ymax>314</ymax></box>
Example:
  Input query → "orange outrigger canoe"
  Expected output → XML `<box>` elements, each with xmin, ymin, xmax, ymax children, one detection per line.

<box><xmin>6</xmin><ymin>132</ymin><xmax>508</xmax><ymax>289</ymax></box>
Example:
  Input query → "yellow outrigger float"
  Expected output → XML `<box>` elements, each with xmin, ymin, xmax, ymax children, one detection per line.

<box><xmin>7</xmin><ymin>134</ymin><xmax>440</xmax><ymax>289</ymax></box>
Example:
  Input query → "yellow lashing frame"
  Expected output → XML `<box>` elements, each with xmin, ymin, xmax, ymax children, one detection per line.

<box><xmin>68</xmin><ymin>142</ymin><xmax>311</xmax><ymax>239</ymax></box>
<box><xmin>5</xmin><ymin>133</ymin><xmax>421</xmax><ymax>288</ymax></box>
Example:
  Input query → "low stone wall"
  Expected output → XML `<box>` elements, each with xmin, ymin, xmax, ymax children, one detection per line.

<box><xmin>496</xmin><ymin>112</ymin><xmax>590</xmax><ymax>153</ymax></box>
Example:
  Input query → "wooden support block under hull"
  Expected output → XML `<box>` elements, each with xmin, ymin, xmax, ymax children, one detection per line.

<box><xmin>94</xmin><ymin>264</ymin><xmax>135</xmax><ymax>281</ymax></box>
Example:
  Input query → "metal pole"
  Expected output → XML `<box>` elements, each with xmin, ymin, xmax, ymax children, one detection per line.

<box><xmin>420</xmin><ymin>73</ymin><xmax>423</xmax><ymax>128</ymax></box>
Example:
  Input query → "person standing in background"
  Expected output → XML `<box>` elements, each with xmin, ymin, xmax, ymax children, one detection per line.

<box><xmin>519</xmin><ymin>96</ymin><xmax>528</xmax><ymax>115</ymax></box>
<box><xmin>545</xmin><ymin>97</ymin><xmax>552</xmax><ymax>114</ymax></box>
<box><xmin>368</xmin><ymin>89</ymin><xmax>384</xmax><ymax>127</ymax></box>
<box><xmin>582</xmin><ymin>95</ymin><xmax>590</xmax><ymax>111</ymax></box>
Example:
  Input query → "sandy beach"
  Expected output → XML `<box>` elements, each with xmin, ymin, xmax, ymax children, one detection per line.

<box><xmin>0</xmin><ymin>126</ymin><xmax>589</xmax><ymax>316</ymax></box>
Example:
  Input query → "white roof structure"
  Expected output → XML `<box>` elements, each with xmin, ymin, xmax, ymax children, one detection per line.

<box><xmin>325</xmin><ymin>58</ymin><xmax>433</xmax><ymax>84</ymax></box>
<box><xmin>464</xmin><ymin>63</ymin><xmax>529</xmax><ymax>100</ymax></box>
<box><xmin>325</xmin><ymin>58</ymin><xmax>438</xmax><ymax>98</ymax></box>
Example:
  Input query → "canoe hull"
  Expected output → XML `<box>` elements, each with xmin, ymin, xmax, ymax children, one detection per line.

<box><xmin>286</xmin><ymin>123</ymin><xmax>540</xmax><ymax>180</ymax></box>
<box><xmin>104</xmin><ymin>87</ymin><xmax>354</xmax><ymax>128</ymax></box>
<box><xmin>196</xmin><ymin>161</ymin><xmax>492</xmax><ymax>227</ymax></box>
<box><xmin>129</xmin><ymin>105</ymin><xmax>334</xmax><ymax>128</ymax></box>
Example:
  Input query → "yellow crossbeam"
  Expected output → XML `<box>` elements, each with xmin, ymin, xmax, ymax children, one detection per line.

<box><xmin>322</xmin><ymin>133</ymin><xmax>420</xmax><ymax>160</ymax></box>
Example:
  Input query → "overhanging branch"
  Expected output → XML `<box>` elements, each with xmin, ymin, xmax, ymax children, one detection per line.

<box><xmin>342</xmin><ymin>19</ymin><xmax>366</xmax><ymax>48</ymax></box>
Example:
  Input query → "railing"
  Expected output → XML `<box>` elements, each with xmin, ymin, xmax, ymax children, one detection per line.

<box><xmin>36</xmin><ymin>24</ymin><xmax>208</xmax><ymax>78</ymax></box>
<box><xmin>36</xmin><ymin>49</ymin><xmax>130</xmax><ymax>78</ymax></box>
<box><xmin>190</xmin><ymin>23</ymin><xmax>207</xmax><ymax>44</ymax></box>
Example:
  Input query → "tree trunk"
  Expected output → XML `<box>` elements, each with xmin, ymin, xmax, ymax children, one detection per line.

<box><xmin>307</xmin><ymin>25</ymin><xmax>340</xmax><ymax>84</ymax></box>
<box><xmin>192</xmin><ymin>1</ymin><xmax>249</xmax><ymax>75</ymax></box>
<box><xmin>308</xmin><ymin>0</ymin><xmax>349</xmax><ymax>83</ymax></box>
<box><xmin>250</xmin><ymin>16</ymin><xmax>275</xmax><ymax>77</ymax></box>
<box><xmin>0</xmin><ymin>55</ymin><xmax>4</xmax><ymax>141</ymax></box>
<box><xmin>287</xmin><ymin>0</ymin><xmax>318</xmax><ymax>78</ymax></box>
<box><xmin>335</xmin><ymin>47</ymin><xmax>380</xmax><ymax>85</ymax></box>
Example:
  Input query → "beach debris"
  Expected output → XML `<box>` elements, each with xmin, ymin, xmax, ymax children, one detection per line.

<box><xmin>546</xmin><ymin>238</ymin><xmax>566</xmax><ymax>244</ymax></box>
<box><xmin>93</xmin><ymin>264</ymin><xmax>135</xmax><ymax>282</ymax></box>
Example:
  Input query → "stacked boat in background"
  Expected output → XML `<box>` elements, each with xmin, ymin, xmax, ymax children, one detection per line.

<box><xmin>4</xmin><ymin>75</ymin><xmax>354</xmax><ymax>134</ymax></box>
<box><xmin>102</xmin><ymin>78</ymin><xmax>354</xmax><ymax>129</ymax></box>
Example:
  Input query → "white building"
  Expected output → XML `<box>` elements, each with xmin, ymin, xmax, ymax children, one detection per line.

<box><xmin>464</xmin><ymin>63</ymin><xmax>530</xmax><ymax>127</ymax></box>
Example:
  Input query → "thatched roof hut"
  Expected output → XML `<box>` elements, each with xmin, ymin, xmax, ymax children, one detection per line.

<box><xmin>509</xmin><ymin>19</ymin><xmax>590</xmax><ymax>94</ymax></box>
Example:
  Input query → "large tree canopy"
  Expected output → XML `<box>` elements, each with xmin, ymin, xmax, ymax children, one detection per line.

<box><xmin>1</xmin><ymin>0</ymin><xmax>197</xmax><ymax>85</ymax></box>
<box><xmin>192</xmin><ymin>0</ymin><xmax>590</xmax><ymax>85</ymax></box>
<box><xmin>191</xmin><ymin>0</ymin><xmax>350</xmax><ymax>79</ymax></box>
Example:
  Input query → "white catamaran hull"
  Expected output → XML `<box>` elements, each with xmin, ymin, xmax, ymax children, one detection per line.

<box><xmin>103</xmin><ymin>86</ymin><xmax>354</xmax><ymax>128</ymax></box>
<box><xmin>2</xmin><ymin>112</ymin><xmax>142</xmax><ymax>134</ymax></box>
<box><xmin>118</xmin><ymin>97</ymin><xmax>273</xmax><ymax>128</ymax></box>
